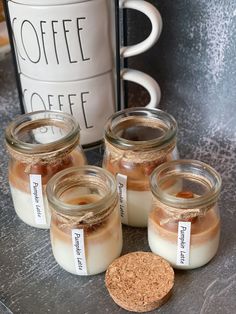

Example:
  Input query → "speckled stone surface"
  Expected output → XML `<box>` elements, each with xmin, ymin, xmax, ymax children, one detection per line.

<box><xmin>126</xmin><ymin>0</ymin><xmax>236</xmax><ymax>112</ymax></box>
<box><xmin>1</xmin><ymin>8</ymin><xmax>236</xmax><ymax>310</ymax></box>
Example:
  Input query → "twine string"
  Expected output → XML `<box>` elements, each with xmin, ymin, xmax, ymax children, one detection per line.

<box><xmin>153</xmin><ymin>198</ymin><xmax>212</xmax><ymax>225</ymax></box>
<box><xmin>6</xmin><ymin>138</ymin><xmax>79</xmax><ymax>173</ymax></box>
<box><xmin>54</xmin><ymin>197</ymin><xmax>118</xmax><ymax>228</ymax></box>
<box><xmin>104</xmin><ymin>139</ymin><xmax>176</xmax><ymax>164</ymax></box>
<box><xmin>50</xmin><ymin>174</ymin><xmax>118</xmax><ymax>227</ymax></box>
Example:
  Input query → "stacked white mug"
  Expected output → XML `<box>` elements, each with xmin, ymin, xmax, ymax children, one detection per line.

<box><xmin>6</xmin><ymin>0</ymin><xmax>162</xmax><ymax>146</ymax></box>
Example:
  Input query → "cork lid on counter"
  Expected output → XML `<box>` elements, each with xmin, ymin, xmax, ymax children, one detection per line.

<box><xmin>105</xmin><ymin>252</ymin><xmax>174</xmax><ymax>312</ymax></box>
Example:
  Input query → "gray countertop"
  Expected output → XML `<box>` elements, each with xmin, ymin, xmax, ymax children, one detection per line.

<box><xmin>0</xmin><ymin>56</ymin><xmax>235</xmax><ymax>314</ymax></box>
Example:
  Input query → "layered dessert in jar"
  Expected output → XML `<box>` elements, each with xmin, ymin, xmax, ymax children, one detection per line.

<box><xmin>148</xmin><ymin>160</ymin><xmax>222</xmax><ymax>269</ymax></box>
<box><xmin>47</xmin><ymin>166</ymin><xmax>123</xmax><ymax>275</ymax></box>
<box><xmin>5</xmin><ymin>111</ymin><xmax>86</xmax><ymax>229</ymax></box>
<box><xmin>103</xmin><ymin>107</ymin><xmax>178</xmax><ymax>227</ymax></box>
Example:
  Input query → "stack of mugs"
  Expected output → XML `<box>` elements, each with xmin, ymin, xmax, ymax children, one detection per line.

<box><xmin>5</xmin><ymin>0</ymin><xmax>162</xmax><ymax>146</ymax></box>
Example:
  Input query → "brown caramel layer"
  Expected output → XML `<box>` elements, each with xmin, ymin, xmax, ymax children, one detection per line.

<box><xmin>149</xmin><ymin>207</ymin><xmax>220</xmax><ymax>245</ymax></box>
<box><xmin>9</xmin><ymin>150</ymin><xmax>86</xmax><ymax>193</ymax></box>
<box><xmin>0</xmin><ymin>36</ymin><xmax>9</xmax><ymax>46</ymax></box>
<box><xmin>51</xmin><ymin>196</ymin><xmax>121</xmax><ymax>246</ymax></box>
<box><xmin>104</xmin><ymin>155</ymin><xmax>170</xmax><ymax>191</ymax></box>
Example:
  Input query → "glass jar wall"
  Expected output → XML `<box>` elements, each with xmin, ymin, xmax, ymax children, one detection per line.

<box><xmin>103</xmin><ymin>107</ymin><xmax>178</xmax><ymax>227</ymax></box>
<box><xmin>5</xmin><ymin>110</ymin><xmax>86</xmax><ymax>229</ymax></box>
<box><xmin>47</xmin><ymin>166</ymin><xmax>122</xmax><ymax>276</ymax></box>
<box><xmin>148</xmin><ymin>160</ymin><xmax>222</xmax><ymax>269</ymax></box>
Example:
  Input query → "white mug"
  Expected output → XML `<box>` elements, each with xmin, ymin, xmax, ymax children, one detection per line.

<box><xmin>7</xmin><ymin>0</ymin><xmax>162</xmax><ymax>81</ymax></box>
<box><xmin>20</xmin><ymin>69</ymin><xmax>161</xmax><ymax>146</ymax></box>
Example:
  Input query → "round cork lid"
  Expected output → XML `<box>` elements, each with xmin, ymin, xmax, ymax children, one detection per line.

<box><xmin>105</xmin><ymin>252</ymin><xmax>174</xmax><ymax>312</ymax></box>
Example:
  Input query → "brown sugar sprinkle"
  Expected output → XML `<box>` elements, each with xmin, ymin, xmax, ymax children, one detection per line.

<box><xmin>176</xmin><ymin>191</ymin><xmax>194</xmax><ymax>199</ymax></box>
<box><xmin>66</xmin><ymin>195</ymin><xmax>99</xmax><ymax>206</ymax></box>
<box><xmin>105</xmin><ymin>252</ymin><xmax>174</xmax><ymax>312</ymax></box>
<box><xmin>77</xmin><ymin>201</ymin><xmax>89</xmax><ymax>205</ymax></box>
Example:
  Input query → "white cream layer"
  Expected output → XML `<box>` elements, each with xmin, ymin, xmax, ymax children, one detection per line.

<box><xmin>125</xmin><ymin>180</ymin><xmax>182</xmax><ymax>228</ymax></box>
<box><xmin>10</xmin><ymin>184</ymin><xmax>50</xmax><ymax>229</ymax></box>
<box><xmin>125</xmin><ymin>190</ymin><xmax>152</xmax><ymax>227</ymax></box>
<box><xmin>51</xmin><ymin>211</ymin><xmax>123</xmax><ymax>275</ymax></box>
<box><xmin>148</xmin><ymin>226</ymin><xmax>220</xmax><ymax>269</ymax></box>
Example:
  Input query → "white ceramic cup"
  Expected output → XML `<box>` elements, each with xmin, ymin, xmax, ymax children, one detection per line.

<box><xmin>7</xmin><ymin>0</ymin><xmax>162</xmax><ymax>81</ymax></box>
<box><xmin>21</xmin><ymin>69</ymin><xmax>161</xmax><ymax>146</ymax></box>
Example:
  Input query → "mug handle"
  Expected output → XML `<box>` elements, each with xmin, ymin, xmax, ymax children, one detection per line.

<box><xmin>121</xmin><ymin>68</ymin><xmax>161</xmax><ymax>108</ymax></box>
<box><xmin>119</xmin><ymin>0</ymin><xmax>162</xmax><ymax>58</ymax></box>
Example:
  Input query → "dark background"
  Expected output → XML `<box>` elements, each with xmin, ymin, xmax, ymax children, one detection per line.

<box><xmin>124</xmin><ymin>0</ymin><xmax>236</xmax><ymax>180</ymax></box>
<box><xmin>125</xmin><ymin>0</ymin><xmax>236</xmax><ymax>120</ymax></box>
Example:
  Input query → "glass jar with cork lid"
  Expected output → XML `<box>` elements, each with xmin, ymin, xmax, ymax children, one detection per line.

<box><xmin>5</xmin><ymin>110</ymin><xmax>86</xmax><ymax>229</ymax></box>
<box><xmin>148</xmin><ymin>160</ymin><xmax>222</xmax><ymax>269</ymax></box>
<box><xmin>46</xmin><ymin>166</ymin><xmax>122</xmax><ymax>276</ymax></box>
<box><xmin>103</xmin><ymin>107</ymin><xmax>178</xmax><ymax>227</ymax></box>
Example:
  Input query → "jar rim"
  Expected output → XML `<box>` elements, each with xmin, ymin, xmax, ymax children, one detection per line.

<box><xmin>5</xmin><ymin>110</ymin><xmax>80</xmax><ymax>155</ymax></box>
<box><xmin>104</xmin><ymin>107</ymin><xmax>177</xmax><ymax>151</ymax></box>
<box><xmin>46</xmin><ymin>166</ymin><xmax>117</xmax><ymax>217</ymax></box>
<box><xmin>150</xmin><ymin>159</ymin><xmax>222</xmax><ymax>209</ymax></box>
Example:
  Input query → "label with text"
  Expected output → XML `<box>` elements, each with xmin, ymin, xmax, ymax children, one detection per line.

<box><xmin>116</xmin><ymin>173</ymin><xmax>128</xmax><ymax>224</ymax></box>
<box><xmin>72</xmin><ymin>229</ymin><xmax>87</xmax><ymax>275</ymax></box>
<box><xmin>29</xmin><ymin>174</ymin><xmax>47</xmax><ymax>225</ymax></box>
<box><xmin>20</xmin><ymin>71</ymin><xmax>115</xmax><ymax>146</ymax></box>
<box><xmin>7</xmin><ymin>0</ymin><xmax>112</xmax><ymax>81</ymax></box>
<box><xmin>176</xmin><ymin>221</ymin><xmax>191</xmax><ymax>266</ymax></box>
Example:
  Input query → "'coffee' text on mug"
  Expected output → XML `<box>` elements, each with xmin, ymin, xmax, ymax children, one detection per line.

<box><xmin>8</xmin><ymin>0</ymin><xmax>113</xmax><ymax>81</ymax></box>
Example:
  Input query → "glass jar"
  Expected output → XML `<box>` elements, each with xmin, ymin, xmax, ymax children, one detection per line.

<box><xmin>5</xmin><ymin>110</ymin><xmax>86</xmax><ymax>229</ymax></box>
<box><xmin>46</xmin><ymin>166</ymin><xmax>122</xmax><ymax>276</ymax></box>
<box><xmin>148</xmin><ymin>160</ymin><xmax>222</xmax><ymax>269</ymax></box>
<box><xmin>103</xmin><ymin>107</ymin><xmax>178</xmax><ymax>227</ymax></box>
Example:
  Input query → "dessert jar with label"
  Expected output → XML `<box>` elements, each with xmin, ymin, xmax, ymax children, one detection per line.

<box><xmin>5</xmin><ymin>110</ymin><xmax>86</xmax><ymax>229</ymax></box>
<box><xmin>103</xmin><ymin>107</ymin><xmax>178</xmax><ymax>227</ymax></box>
<box><xmin>46</xmin><ymin>166</ymin><xmax>122</xmax><ymax>276</ymax></box>
<box><xmin>148</xmin><ymin>160</ymin><xmax>222</xmax><ymax>269</ymax></box>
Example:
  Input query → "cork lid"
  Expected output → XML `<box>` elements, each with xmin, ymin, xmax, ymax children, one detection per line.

<box><xmin>105</xmin><ymin>252</ymin><xmax>174</xmax><ymax>312</ymax></box>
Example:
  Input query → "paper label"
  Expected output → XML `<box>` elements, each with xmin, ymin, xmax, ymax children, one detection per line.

<box><xmin>176</xmin><ymin>221</ymin><xmax>191</xmax><ymax>266</ymax></box>
<box><xmin>29</xmin><ymin>174</ymin><xmax>47</xmax><ymax>225</ymax></box>
<box><xmin>116</xmin><ymin>173</ymin><xmax>128</xmax><ymax>224</ymax></box>
<box><xmin>72</xmin><ymin>229</ymin><xmax>87</xmax><ymax>275</ymax></box>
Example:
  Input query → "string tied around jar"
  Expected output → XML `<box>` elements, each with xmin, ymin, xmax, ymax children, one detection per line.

<box><xmin>54</xmin><ymin>197</ymin><xmax>118</xmax><ymax>230</ymax></box>
<box><xmin>5</xmin><ymin>137</ymin><xmax>80</xmax><ymax>174</ymax></box>
<box><xmin>153</xmin><ymin>198</ymin><xmax>213</xmax><ymax>225</ymax></box>
<box><xmin>49</xmin><ymin>173</ymin><xmax>119</xmax><ymax>230</ymax></box>
<box><xmin>104</xmin><ymin>139</ymin><xmax>176</xmax><ymax>164</ymax></box>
